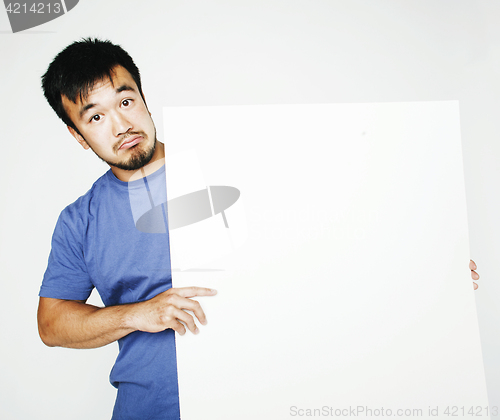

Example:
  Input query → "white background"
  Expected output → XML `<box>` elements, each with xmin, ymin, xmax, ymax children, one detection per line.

<box><xmin>1</xmin><ymin>1</ymin><xmax>499</xmax><ymax>419</ymax></box>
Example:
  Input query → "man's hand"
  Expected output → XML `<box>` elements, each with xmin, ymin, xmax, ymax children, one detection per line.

<box><xmin>470</xmin><ymin>259</ymin><xmax>480</xmax><ymax>290</ymax></box>
<box><xmin>127</xmin><ymin>287</ymin><xmax>217</xmax><ymax>335</ymax></box>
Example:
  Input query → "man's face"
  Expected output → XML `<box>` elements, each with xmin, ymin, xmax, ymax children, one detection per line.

<box><xmin>62</xmin><ymin>65</ymin><xmax>157</xmax><ymax>176</ymax></box>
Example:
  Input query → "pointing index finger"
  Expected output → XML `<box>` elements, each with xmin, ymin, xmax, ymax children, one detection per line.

<box><xmin>177</xmin><ymin>286</ymin><xmax>218</xmax><ymax>299</ymax></box>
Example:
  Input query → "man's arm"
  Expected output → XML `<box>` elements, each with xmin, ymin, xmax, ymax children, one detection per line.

<box><xmin>37</xmin><ymin>287</ymin><xmax>217</xmax><ymax>349</ymax></box>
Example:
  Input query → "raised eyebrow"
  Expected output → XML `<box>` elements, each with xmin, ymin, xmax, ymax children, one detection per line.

<box><xmin>80</xmin><ymin>103</ymin><xmax>96</xmax><ymax>118</ymax></box>
<box><xmin>116</xmin><ymin>84</ymin><xmax>136</xmax><ymax>94</ymax></box>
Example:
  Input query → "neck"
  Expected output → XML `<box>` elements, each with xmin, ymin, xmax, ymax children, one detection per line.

<box><xmin>112</xmin><ymin>141</ymin><xmax>165</xmax><ymax>182</ymax></box>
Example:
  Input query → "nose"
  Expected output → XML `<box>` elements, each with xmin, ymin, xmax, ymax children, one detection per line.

<box><xmin>111</xmin><ymin>111</ymin><xmax>132</xmax><ymax>137</ymax></box>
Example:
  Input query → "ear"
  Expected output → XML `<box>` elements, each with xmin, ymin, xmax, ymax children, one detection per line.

<box><xmin>67</xmin><ymin>126</ymin><xmax>90</xmax><ymax>150</ymax></box>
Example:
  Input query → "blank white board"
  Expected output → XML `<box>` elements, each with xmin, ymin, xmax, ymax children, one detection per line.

<box><xmin>164</xmin><ymin>102</ymin><xmax>489</xmax><ymax>420</ymax></box>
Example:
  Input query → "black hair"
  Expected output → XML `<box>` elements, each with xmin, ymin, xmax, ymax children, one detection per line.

<box><xmin>41</xmin><ymin>38</ymin><xmax>144</xmax><ymax>130</ymax></box>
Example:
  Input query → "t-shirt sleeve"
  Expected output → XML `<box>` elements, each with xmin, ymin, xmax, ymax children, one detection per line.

<box><xmin>39</xmin><ymin>205</ymin><xmax>94</xmax><ymax>301</ymax></box>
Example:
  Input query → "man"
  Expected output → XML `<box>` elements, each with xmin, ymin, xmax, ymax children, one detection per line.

<box><xmin>38</xmin><ymin>38</ymin><xmax>215</xmax><ymax>419</ymax></box>
<box><xmin>38</xmin><ymin>38</ymin><xmax>480</xmax><ymax>420</ymax></box>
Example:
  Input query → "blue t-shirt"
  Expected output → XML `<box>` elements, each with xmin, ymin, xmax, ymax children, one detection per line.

<box><xmin>40</xmin><ymin>165</ymin><xmax>180</xmax><ymax>420</ymax></box>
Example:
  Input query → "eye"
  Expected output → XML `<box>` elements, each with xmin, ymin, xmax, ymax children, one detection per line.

<box><xmin>122</xmin><ymin>99</ymin><xmax>132</xmax><ymax>107</ymax></box>
<box><xmin>90</xmin><ymin>114</ymin><xmax>101</xmax><ymax>122</ymax></box>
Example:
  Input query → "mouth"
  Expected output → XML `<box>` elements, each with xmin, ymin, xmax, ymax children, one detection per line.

<box><xmin>119</xmin><ymin>135</ymin><xmax>143</xmax><ymax>150</ymax></box>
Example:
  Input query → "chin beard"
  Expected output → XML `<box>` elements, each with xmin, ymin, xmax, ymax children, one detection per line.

<box><xmin>85</xmin><ymin>133</ymin><xmax>158</xmax><ymax>171</ymax></box>
<box><xmin>107</xmin><ymin>139</ymin><xmax>157</xmax><ymax>171</ymax></box>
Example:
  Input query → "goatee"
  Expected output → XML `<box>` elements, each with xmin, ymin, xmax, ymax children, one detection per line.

<box><xmin>85</xmin><ymin>131</ymin><xmax>158</xmax><ymax>171</ymax></box>
<box><xmin>108</xmin><ymin>138</ymin><xmax>157</xmax><ymax>171</ymax></box>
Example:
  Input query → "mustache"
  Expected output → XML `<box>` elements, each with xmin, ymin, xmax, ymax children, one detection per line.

<box><xmin>113</xmin><ymin>131</ymin><xmax>147</xmax><ymax>152</ymax></box>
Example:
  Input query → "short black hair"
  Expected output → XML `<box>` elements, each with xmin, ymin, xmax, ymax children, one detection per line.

<box><xmin>42</xmin><ymin>38</ymin><xmax>144</xmax><ymax>130</ymax></box>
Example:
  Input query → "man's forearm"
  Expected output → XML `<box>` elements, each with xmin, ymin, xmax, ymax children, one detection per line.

<box><xmin>37</xmin><ymin>297</ymin><xmax>138</xmax><ymax>349</ymax></box>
